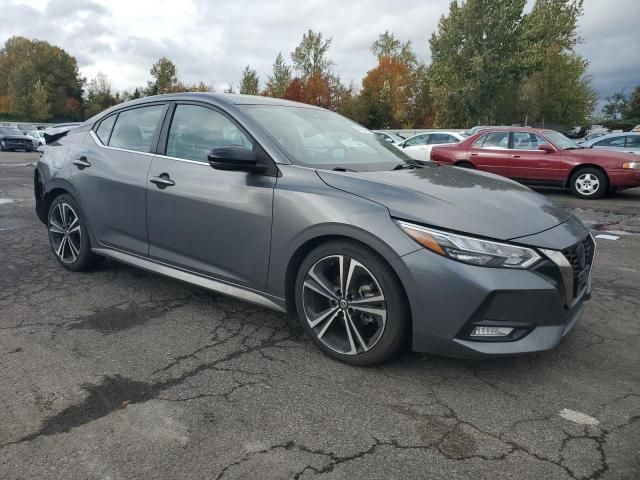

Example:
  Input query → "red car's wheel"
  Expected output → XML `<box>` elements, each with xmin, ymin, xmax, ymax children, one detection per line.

<box><xmin>569</xmin><ymin>167</ymin><xmax>608</xmax><ymax>199</ymax></box>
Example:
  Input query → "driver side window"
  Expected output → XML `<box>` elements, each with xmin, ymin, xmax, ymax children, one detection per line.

<box><xmin>166</xmin><ymin>105</ymin><xmax>253</xmax><ymax>163</ymax></box>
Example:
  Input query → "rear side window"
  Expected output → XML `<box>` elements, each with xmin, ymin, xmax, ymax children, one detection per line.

<box><xmin>108</xmin><ymin>105</ymin><xmax>165</xmax><ymax>153</ymax></box>
<box><xmin>473</xmin><ymin>132</ymin><xmax>509</xmax><ymax>149</ymax></box>
<box><xmin>625</xmin><ymin>135</ymin><xmax>640</xmax><ymax>148</ymax></box>
<box><xmin>405</xmin><ymin>134</ymin><xmax>429</xmax><ymax>146</ymax></box>
<box><xmin>429</xmin><ymin>133</ymin><xmax>457</xmax><ymax>144</ymax></box>
<box><xmin>595</xmin><ymin>136</ymin><xmax>625</xmax><ymax>147</ymax></box>
<box><xmin>166</xmin><ymin>104</ymin><xmax>253</xmax><ymax>163</ymax></box>
<box><xmin>95</xmin><ymin>115</ymin><xmax>116</xmax><ymax>145</ymax></box>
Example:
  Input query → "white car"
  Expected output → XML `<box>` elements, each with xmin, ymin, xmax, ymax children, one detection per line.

<box><xmin>28</xmin><ymin>130</ymin><xmax>46</xmax><ymax>147</ymax></box>
<box><xmin>578</xmin><ymin>132</ymin><xmax>640</xmax><ymax>155</ymax></box>
<box><xmin>398</xmin><ymin>131</ymin><xmax>467</xmax><ymax>163</ymax></box>
<box><xmin>372</xmin><ymin>130</ymin><xmax>405</xmax><ymax>147</ymax></box>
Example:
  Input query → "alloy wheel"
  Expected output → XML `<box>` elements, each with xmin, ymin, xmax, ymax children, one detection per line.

<box><xmin>49</xmin><ymin>202</ymin><xmax>82</xmax><ymax>264</ymax></box>
<box><xmin>575</xmin><ymin>173</ymin><xmax>600</xmax><ymax>196</ymax></box>
<box><xmin>302</xmin><ymin>255</ymin><xmax>387</xmax><ymax>355</ymax></box>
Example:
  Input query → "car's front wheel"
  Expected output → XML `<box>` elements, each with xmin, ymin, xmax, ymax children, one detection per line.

<box><xmin>569</xmin><ymin>167</ymin><xmax>608</xmax><ymax>199</ymax></box>
<box><xmin>47</xmin><ymin>194</ymin><xmax>101</xmax><ymax>271</ymax></box>
<box><xmin>294</xmin><ymin>240</ymin><xmax>409</xmax><ymax>366</ymax></box>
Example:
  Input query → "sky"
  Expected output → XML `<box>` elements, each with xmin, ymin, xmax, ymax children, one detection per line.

<box><xmin>1</xmin><ymin>0</ymin><xmax>639</xmax><ymax>106</ymax></box>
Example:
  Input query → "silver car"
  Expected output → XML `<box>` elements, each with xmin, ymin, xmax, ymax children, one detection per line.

<box><xmin>579</xmin><ymin>132</ymin><xmax>640</xmax><ymax>155</ymax></box>
<box><xmin>34</xmin><ymin>93</ymin><xmax>594</xmax><ymax>365</ymax></box>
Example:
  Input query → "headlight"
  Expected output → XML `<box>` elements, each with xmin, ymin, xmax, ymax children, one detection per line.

<box><xmin>396</xmin><ymin>220</ymin><xmax>541</xmax><ymax>269</ymax></box>
<box><xmin>622</xmin><ymin>161</ymin><xmax>639</xmax><ymax>169</ymax></box>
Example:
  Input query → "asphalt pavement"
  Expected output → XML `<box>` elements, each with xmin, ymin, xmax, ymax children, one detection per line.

<box><xmin>0</xmin><ymin>151</ymin><xmax>638</xmax><ymax>479</ymax></box>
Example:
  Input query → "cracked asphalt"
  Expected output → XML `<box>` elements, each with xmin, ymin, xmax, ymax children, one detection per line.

<box><xmin>1</xmin><ymin>151</ymin><xmax>639</xmax><ymax>479</ymax></box>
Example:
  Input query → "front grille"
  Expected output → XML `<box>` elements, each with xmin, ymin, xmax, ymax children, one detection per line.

<box><xmin>562</xmin><ymin>235</ymin><xmax>594</xmax><ymax>298</ymax></box>
<box><xmin>5</xmin><ymin>139</ymin><xmax>32</xmax><ymax>148</ymax></box>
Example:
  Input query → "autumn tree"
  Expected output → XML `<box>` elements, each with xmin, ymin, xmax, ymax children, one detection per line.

<box><xmin>265</xmin><ymin>52</ymin><xmax>291</xmax><ymax>98</ymax></box>
<box><xmin>84</xmin><ymin>72</ymin><xmax>116</xmax><ymax>118</ymax></box>
<box><xmin>239</xmin><ymin>65</ymin><xmax>260</xmax><ymax>95</ymax></box>
<box><xmin>147</xmin><ymin>57</ymin><xmax>178</xmax><ymax>95</ymax></box>
<box><xmin>0</xmin><ymin>36</ymin><xmax>82</xmax><ymax>120</ymax></box>
<box><xmin>7</xmin><ymin>62</ymin><xmax>51</xmax><ymax>121</ymax></box>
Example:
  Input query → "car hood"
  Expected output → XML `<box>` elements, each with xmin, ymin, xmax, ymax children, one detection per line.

<box><xmin>0</xmin><ymin>134</ymin><xmax>32</xmax><ymax>140</ymax></box>
<box><xmin>565</xmin><ymin>147</ymin><xmax>636</xmax><ymax>160</ymax></box>
<box><xmin>317</xmin><ymin>165</ymin><xmax>572</xmax><ymax>241</ymax></box>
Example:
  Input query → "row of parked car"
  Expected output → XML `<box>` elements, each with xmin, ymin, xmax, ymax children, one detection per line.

<box><xmin>0</xmin><ymin>122</ymin><xmax>81</xmax><ymax>152</ymax></box>
<box><xmin>374</xmin><ymin>126</ymin><xmax>640</xmax><ymax>199</ymax></box>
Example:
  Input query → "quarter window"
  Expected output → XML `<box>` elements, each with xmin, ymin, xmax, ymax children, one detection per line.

<box><xmin>95</xmin><ymin>114</ymin><xmax>116</xmax><ymax>145</ymax></box>
<box><xmin>166</xmin><ymin>105</ymin><xmax>253</xmax><ymax>163</ymax></box>
<box><xmin>512</xmin><ymin>132</ymin><xmax>547</xmax><ymax>150</ymax></box>
<box><xmin>108</xmin><ymin>105</ymin><xmax>165</xmax><ymax>153</ymax></box>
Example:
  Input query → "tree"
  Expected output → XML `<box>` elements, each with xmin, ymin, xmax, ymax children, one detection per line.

<box><xmin>84</xmin><ymin>72</ymin><xmax>116</xmax><ymax>118</ymax></box>
<box><xmin>239</xmin><ymin>65</ymin><xmax>260</xmax><ymax>95</ymax></box>
<box><xmin>371</xmin><ymin>30</ymin><xmax>417</xmax><ymax>67</ymax></box>
<box><xmin>602</xmin><ymin>91</ymin><xmax>629</xmax><ymax>120</ymax></box>
<box><xmin>147</xmin><ymin>57</ymin><xmax>178</xmax><ymax>95</ymax></box>
<box><xmin>7</xmin><ymin>62</ymin><xmax>51</xmax><ymax>121</ymax></box>
<box><xmin>265</xmin><ymin>52</ymin><xmax>291</xmax><ymax>98</ymax></box>
<box><xmin>224</xmin><ymin>84</ymin><xmax>236</xmax><ymax>94</ymax></box>
<box><xmin>0</xmin><ymin>36</ymin><xmax>83</xmax><ymax>120</ymax></box>
<box><xmin>626</xmin><ymin>85</ymin><xmax>640</xmax><ymax>120</ymax></box>
<box><xmin>429</xmin><ymin>0</ymin><xmax>527</xmax><ymax>127</ymax></box>
<box><xmin>291</xmin><ymin>30</ymin><xmax>333</xmax><ymax>80</ymax></box>
<box><xmin>518</xmin><ymin>0</ymin><xmax>595</xmax><ymax>125</ymax></box>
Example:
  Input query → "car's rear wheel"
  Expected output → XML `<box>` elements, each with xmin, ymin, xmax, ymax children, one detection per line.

<box><xmin>47</xmin><ymin>194</ymin><xmax>101</xmax><ymax>271</ymax></box>
<box><xmin>294</xmin><ymin>240</ymin><xmax>408</xmax><ymax>366</ymax></box>
<box><xmin>569</xmin><ymin>167</ymin><xmax>608</xmax><ymax>199</ymax></box>
<box><xmin>455</xmin><ymin>161</ymin><xmax>475</xmax><ymax>169</ymax></box>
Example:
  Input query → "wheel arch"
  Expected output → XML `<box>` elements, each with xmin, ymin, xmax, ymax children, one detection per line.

<box><xmin>282</xmin><ymin>227</ymin><xmax>413</xmax><ymax>339</ymax></box>
<box><xmin>565</xmin><ymin>163</ymin><xmax>609</xmax><ymax>188</ymax></box>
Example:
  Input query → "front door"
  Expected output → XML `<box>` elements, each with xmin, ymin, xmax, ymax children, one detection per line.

<box><xmin>146</xmin><ymin>103</ymin><xmax>276</xmax><ymax>290</ymax></box>
<box><xmin>509</xmin><ymin>131</ymin><xmax>564</xmax><ymax>184</ymax></box>
<box><xmin>401</xmin><ymin>134</ymin><xmax>430</xmax><ymax>161</ymax></box>
<box><xmin>74</xmin><ymin>103</ymin><xmax>167</xmax><ymax>255</ymax></box>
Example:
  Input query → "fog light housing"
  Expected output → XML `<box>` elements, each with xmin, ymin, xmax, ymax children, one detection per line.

<box><xmin>470</xmin><ymin>326</ymin><xmax>514</xmax><ymax>338</ymax></box>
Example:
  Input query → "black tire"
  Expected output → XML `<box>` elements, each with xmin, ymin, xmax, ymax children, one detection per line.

<box><xmin>569</xmin><ymin>167</ymin><xmax>608</xmax><ymax>199</ymax></box>
<box><xmin>47</xmin><ymin>193</ymin><xmax>101</xmax><ymax>271</ymax></box>
<box><xmin>294</xmin><ymin>240</ymin><xmax>409</xmax><ymax>366</ymax></box>
<box><xmin>455</xmin><ymin>161</ymin><xmax>475</xmax><ymax>169</ymax></box>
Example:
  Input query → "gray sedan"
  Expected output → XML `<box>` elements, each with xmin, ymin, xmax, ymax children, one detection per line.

<box><xmin>579</xmin><ymin>132</ymin><xmax>640</xmax><ymax>155</ymax></box>
<box><xmin>34</xmin><ymin>93</ymin><xmax>594</xmax><ymax>365</ymax></box>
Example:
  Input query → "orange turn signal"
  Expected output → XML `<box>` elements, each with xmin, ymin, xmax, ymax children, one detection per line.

<box><xmin>402</xmin><ymin>226</ymin><xmax>445</xmax><ymax>255</ymax></box>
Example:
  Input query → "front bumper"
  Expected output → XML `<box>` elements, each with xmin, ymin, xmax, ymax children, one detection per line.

<box><xmin>392</xmin><ymin>221</ymin><xmax>593</xmax><ymax>358</ymax></box>
<box><xmin>608</xmin><ymin>168</ymin><xmax>640</xmax><ymax>188</ymax></box>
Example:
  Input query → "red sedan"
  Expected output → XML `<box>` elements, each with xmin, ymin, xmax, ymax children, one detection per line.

<box><xmin>430</xmin><ymin>127</ymin><xmax>640</xmax><ymax>198</ymax></box>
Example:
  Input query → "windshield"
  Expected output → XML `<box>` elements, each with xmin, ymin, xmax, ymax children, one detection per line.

<box><xmin>544</xmin><ymin>131</ymin><xmax>581</xmax><ymax>150</ymax></box>
<box><xmin>0</xmin><ymin>127</ymin><xmax>22</xmax><ymax>135</ymax></box>
<box><xmin>240</xmin><ymin>105</ymin><xmax>413</xmax><ymax>171</ymax></box>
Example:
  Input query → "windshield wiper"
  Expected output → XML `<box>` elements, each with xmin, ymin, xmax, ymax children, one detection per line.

<box><xmin>392</xmin><ymin>163</ymin><xmax>419</xmax><ymax>170</ymax></box>
<box><xmin>331</xmin><ymin>166</ymin><xmax>357</xmax><ymax>172</ymax></box>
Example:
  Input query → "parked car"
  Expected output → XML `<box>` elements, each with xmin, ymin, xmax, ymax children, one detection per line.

<box><xmin>0</xmin><ymin>126</ymin><xmax>38</xmax><ymax>152</ymax></box>
<box><xmin>430</xmin><ymin>127</ymin><xmax>640</xmax><ymax>199</ymax></box>
<box><xmin>35</xmin><ymin>93</ymin><xmax>596</xmax><ymax>365</ymax></box>
<box><xmin>631</xmin><ymin>125</ymin><xmax>640</xmax><ymax>133</ymax></box>
<box><xmin>578</xmin><ymin>132</ymin><xmax>640</xmax><ymax>156</ymax></box>
<box><xmin>28</xmin><ymin>130</ymin><xmax>47</xmax><ymax>147</ymax></box>
<box><xmin>398</xmin><ymin>131</ymin><xmax>467</xmax><ymax>162</ymax></box>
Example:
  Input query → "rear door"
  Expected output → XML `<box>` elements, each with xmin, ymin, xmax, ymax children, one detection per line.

<box><xmin>509</xmin><ymin>131</ymin><xmax>565</xmax><ymax>184</ymax></box>
<box><xmin>467</xmin><ymin>131</ymin><xmax>511</xmax><ymax>176</ymax></box>
<box><xmin>401</xmin><ymin>134</ymin><xmax>430</xmax><ymax>161</ymax></box>
<box><xmin>146</xmin><ymin>102</ymin><xmax>276</xmax><ymax>290</ymax></box>
<box><xmin>75</xmin><ymin>103</ymin><xmax>167</xmax><ymax>255</ymax></box>
<box><xmin>592</xmin><ymin>135</ymin><xmax>627</xmax><ymax>153</ymax></box>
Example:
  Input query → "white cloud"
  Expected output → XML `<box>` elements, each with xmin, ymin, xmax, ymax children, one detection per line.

<box><xmin>1</xmin><ymin>0</ymin><xmax>637</xmax><ymax>101</ymax></box>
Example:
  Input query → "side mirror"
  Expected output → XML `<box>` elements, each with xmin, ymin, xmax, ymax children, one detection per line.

<box><xmin>538</xmin><ymin>144</ymin><xmax>555</xmax><ymax>153</ymax></box>
<box><xmin>208</xmin><ymin>146</ymin><xmax>264</xmax><ymax>172</ymax></box>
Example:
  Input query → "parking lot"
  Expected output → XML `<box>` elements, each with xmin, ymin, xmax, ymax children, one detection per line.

<box><xmin>0</xmin><ymin>151</ymin><xmax>638</xmax><ymax>479</ymax></box>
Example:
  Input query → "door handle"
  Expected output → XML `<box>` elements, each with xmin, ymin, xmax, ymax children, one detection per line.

<box><xmin>471</xmin><ymin>152</ymin><xmax>478</xmax><ymax>156</ymax></box>
<box><xmin>513</xmin><ymin>155</ymin><xmax>521</xmax><ymax>158</ymax></box>
<box><xmin>72</xmin><ymin>156</ymin><xmax>91</xmax><ymax>169</ymax></box>
<box><xmin>150</xmin><ymin>174</ymin><xmax>175</xmax><ymax>189</ymax></box>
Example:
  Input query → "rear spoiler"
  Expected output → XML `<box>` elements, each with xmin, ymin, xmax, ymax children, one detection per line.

<box><xmin>44</xmin><ymin>129</ymin><xmax>71</xmax><ymax>145</ymax></box>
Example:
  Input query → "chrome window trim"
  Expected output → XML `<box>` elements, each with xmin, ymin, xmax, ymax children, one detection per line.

<box><xmin>93</xmin><ymin>246</ymin><xmax>286</xmax><ymax>312</ymax></box>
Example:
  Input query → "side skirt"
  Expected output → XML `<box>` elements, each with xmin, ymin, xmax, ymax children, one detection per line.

<box><xmin>93</xmin><ymin>247</ymin><xmax>286</xmax><ymax>313</ymax></box>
